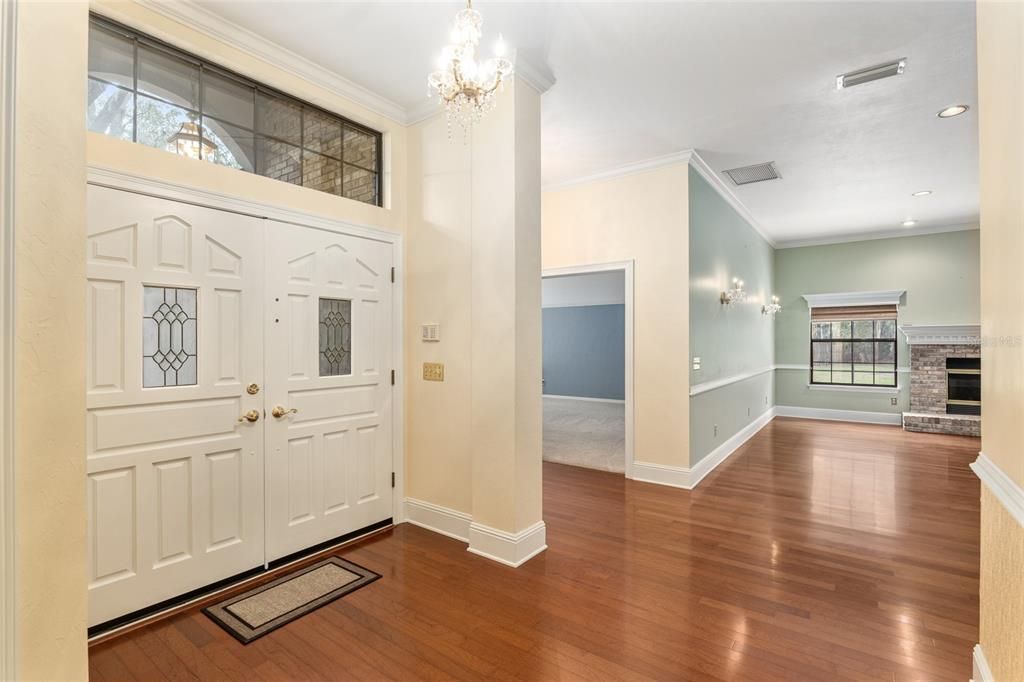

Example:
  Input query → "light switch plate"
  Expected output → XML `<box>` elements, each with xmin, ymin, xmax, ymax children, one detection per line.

<box><xmin>421</xmin><ymin>323</ymin><xmax>440</xmax><ymax>342</ymax></box>
<box><xmin>423</xmin><ymin>362</ymin><xmax>445</xmax><ymax>382</ymax></box>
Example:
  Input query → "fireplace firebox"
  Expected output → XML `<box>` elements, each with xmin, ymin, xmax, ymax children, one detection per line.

<box><xmin>946</xmin><ymin>357</ymin><xmax>981</xmax><ymax>416</ymax></box>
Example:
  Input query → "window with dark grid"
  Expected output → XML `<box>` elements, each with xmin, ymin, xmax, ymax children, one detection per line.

<box><xmin>809</xmin><ymin>305</ymin><xmax>898</xmax><ymax>387</ymax></box>
<box><xmin>86</xmin><ymin>15</ymin><xmax>383</xmax><ymax>207</ymax></box>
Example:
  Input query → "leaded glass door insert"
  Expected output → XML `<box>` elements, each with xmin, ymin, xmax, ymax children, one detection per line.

<box><xmin>318</xmin><ymin>297</ymin><xmax>351</xmax><ymax>376</ymax></box>
<box><xmin>143</xmin><ymin>285</ymin><xmax>198</xmax><ymax>387</ymax></box>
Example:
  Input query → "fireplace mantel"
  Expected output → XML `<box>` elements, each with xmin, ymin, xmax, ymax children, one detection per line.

<box><xmin>900</xmin><ymin>324</ymin><xmax>981</xmax><ymax>346</ymax></box>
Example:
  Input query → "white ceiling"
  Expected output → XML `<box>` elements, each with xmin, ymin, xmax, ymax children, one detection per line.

<box><xmin>193</xmin><ymin>0</ymin><xmax>979</xmax><ymax>245</ymax></box>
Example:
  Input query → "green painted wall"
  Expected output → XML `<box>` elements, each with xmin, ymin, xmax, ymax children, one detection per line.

<box><xmin>688</xmin><ymin>166</ymin><xmax>775</xmax><ymax>465</ymax></box>
<box><xmin>773</xmin><ymin>229</ymin><xmax>981</xmax><ymax>413</ymax></box>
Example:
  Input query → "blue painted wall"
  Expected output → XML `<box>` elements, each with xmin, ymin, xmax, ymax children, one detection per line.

<box><xmin>542</xmin><ymin>304</ymin><xmax>625</xmax><ymax>400</ymax></box>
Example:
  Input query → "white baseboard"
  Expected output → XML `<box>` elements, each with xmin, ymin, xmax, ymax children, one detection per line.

<box><xmin>467</xmin><ymin>521</ymin><xmax>547</xmax><ymax>567</ymax></box>
<box><xmin>632</xmin><ymin>408</ymin><xmax>776</xmax><ymax>490</ymax></box>
<box><xmin>775</xmin><ymin>405</ymin><xmax>902</xmax><ymax>425</ymax></box>
<box><xmin>973</xmin><ymin>644</ymin><xmax>993</xmax><ymax>682</ymax></box>
<box><xmin>630</xmin><ymin>461</ymin><xmax>691</xmax><ymax>488</ymax></box>
<box><xmin>404</xmin><ymin>497</ymin><xmax>471</xmax><ymax>542</ymax></box>
<box><xmin>689</xmin><ymin>408</ymin><xmax>776</xmax><ymax>487</ymax></box>
<box><xmin>543</xmin><ymin>394</ymin><xmax>625</xmax><ymax>404</ymax></box>
<box><xmin>403</xmin><ymin>498</ymin><xmax>546</xmax><ymax>567</ymax></box>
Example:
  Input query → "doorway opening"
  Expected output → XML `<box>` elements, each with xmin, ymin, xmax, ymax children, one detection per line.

<box><xmin>541</xmin><ymin>262</ymin><xmax>634</xmax><ymax>477</ymax></box>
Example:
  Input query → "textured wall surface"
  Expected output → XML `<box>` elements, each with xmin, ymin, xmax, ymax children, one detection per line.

<box><xmin>976</xmin><ymin>1</ymin><xmax>1024</xmax><ymax>678</ymax></box>
<box><xmin>542</xmin><ymin>304</ymin><xmax>625</xmax><ymax>400</ymax></box>
<box><xmin>14</xmin><ymin>2</ymin><xmax>90</xmax><ymax>678</ymax></box>
<box><xmin>979</xmin><ymin>487</ymin><xmax>1024</xmax><ymax>680</ymax></box>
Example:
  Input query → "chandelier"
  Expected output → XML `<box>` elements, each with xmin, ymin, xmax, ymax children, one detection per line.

<box><xmin>428</xmin><ymin>0</ymin><xmax>513</xmax><ymax>132</ymax></box>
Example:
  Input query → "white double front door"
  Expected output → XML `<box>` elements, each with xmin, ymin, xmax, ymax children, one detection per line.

<box><xmin>86</xmin><ymin>185</ymin><xmax>394</xmax><ymax>627</ymax></box>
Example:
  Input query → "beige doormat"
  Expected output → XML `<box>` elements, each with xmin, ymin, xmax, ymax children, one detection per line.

<box><xmin>203</xmin><ymin>556</ymin><xmax>379</xmax><ymax>643</ymax></box>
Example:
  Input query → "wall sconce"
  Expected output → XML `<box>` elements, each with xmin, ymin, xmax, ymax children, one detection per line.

<box><xmin>720</xmin><ymin>277</ymin><xmax>747</xmax><ymax>305</ymax></box>
<box><xmin>762</xmin><ymin>295</ymin><xmax>782</xmax><ymax>317</ymax></box>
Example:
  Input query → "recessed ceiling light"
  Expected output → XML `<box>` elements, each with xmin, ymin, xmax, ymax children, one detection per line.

<box><xmin>937</xmin><ymin>105</ymin><xmax>969</xmax><ymax>118</ymax></box>
<box><xmin>911</xmin><ymin>190</ymin><xmax>932</xmax><ymax>197</ymax></box>
<box><xmin>902</xmin><ymin>220</ymin><xmax>917</xmax><ymax>227</ymax></box>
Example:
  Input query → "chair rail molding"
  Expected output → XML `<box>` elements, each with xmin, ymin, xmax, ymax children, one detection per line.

<box><xmin>0</xmin><ymin>0</ymin><xmax>16</xmax><ymax>677</ymax></box>
<box><xmin>971</xmin><ymin>453</ymin><xmax>1024</xmax><ymax>528</ymax></box>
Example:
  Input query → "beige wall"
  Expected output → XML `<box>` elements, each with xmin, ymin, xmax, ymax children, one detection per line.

<box><xmin>542</xmin><ymin>165</ymin><xmax>691</xmax><ymax>468</ymax></box>
<box><xmin>406</xmin><ymin>79</ymin><xmax>543</xmax><ymax>534</ymax></box>
<box><xmin>976</xmin><ymin>1</ymin><xmax>1024</xmax><ymax>679</ymax></box>
<box><xmin>14</xmin><ymin>2</ymin><xmax>90</xmax><ymax>679</ymax></box>
<box><xmin>405</xmin><ymin>115</ymin><xmax>473</xmax><ymax>514</ymax></box>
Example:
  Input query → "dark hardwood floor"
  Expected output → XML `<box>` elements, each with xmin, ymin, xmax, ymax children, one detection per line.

<box><xmin>89</xmin><ymin>417</ymin><xmax>980</xmax><ymax>681</ymax></box>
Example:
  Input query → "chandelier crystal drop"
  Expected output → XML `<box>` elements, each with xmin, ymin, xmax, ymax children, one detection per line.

<box><xmin>428</xmin><ymin>0</ymin><xmax>513</xmax><ymax>133</ymax></box>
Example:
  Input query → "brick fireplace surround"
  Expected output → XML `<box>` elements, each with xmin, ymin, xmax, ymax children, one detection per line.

<box><xmin>901</xmin><ymin>326</ymin><xmax>981</xmax><ymax>437</ymax></box>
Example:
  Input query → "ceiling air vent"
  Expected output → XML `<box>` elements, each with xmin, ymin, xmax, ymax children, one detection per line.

<box><xmin>723</xmin><ymin>162</ymin><xmax>780</xmax><ymax>186</ymax></box>
<box><xmin>836</xmin><ymin>58</ymin><xmax>906</xmax><ymax>89</ymax></box>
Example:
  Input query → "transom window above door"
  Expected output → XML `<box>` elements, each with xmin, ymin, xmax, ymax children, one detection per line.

<box><xmin>810</xmin><ymin>305</ymin><xmax>898</xmax><ymax>387</ymax></box>
<box><xmin>86</xmin><ymin>15</ymin><xmax>383</xmax><ymax>207</ymax></box>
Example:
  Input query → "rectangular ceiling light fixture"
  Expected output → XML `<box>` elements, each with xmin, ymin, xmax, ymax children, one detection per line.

<box><xmin>836</xmin><ymin>58</ymin><xmax>906</xmax><ymax>89</ymax></box>
<box><xmin>723</xmin><ymin>161</ymin><xmax>780</xmax><ymax>186</ymax></box>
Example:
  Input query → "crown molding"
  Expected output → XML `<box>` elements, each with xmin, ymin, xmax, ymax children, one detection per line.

<box><xmin>774</xmin><ymin>221</ymin><xmax>979</xmax><ymax>249</ymax></box>
<box><xmin>687</xmin><ymin>149</ymin><xmax>776</xmax><ymax>248</ymax></box>
<box><xmin>900</xmin><ymin>324</ymin><xmax>981</xmax><ymax>345</ymax></box>
<box><xmin>543</xmin><ymin>149</ymin><xmax>775</xmax><ymax>248</ymax></box>
<box><xmin>128</xmin><ymin>1</ymin><xmax>556</xmax><ymax>129</ymax></box>
<box><xmin>542</xmin><ymin>150</ymin><xmax>695</xmax><ymax>193</ymax></box>
<box><xmin>131</xmin><ymin>0</ymin><xmax>410</xmax><ymax>125</ymax></box>
<box><xmin>802</xmin><ymin>290</ymin><xmax>905</xmax><ymax>307</ymax></box>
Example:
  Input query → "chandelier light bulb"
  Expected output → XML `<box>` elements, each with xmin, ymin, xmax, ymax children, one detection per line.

<box><xmin>428</xmin><ymin>0</ymin><xmax>514</xmax><ymax>135</ymax></box>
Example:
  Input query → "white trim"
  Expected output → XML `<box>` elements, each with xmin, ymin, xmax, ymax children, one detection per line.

<box><xmin>775</xmin><ymin>363</ymin><xmax>909</xmax><ymax>374</ymax></box>
<box><xmin>127</xmin><ymin>2</ymin><xmax>555</xmax><ymax>127</ymax></box>
<box><xmin>543</xmin><ymin>261</ymin><xmax>635</xmax><ymax>480</ymax></box>
<box><xmin>806</xmin><ymin>383</ymin><xmax>900</xmax><ymax>394</ymax></box>
<box><xmin>802</xmin><ymin>290</ymin><xmax>905</xmax><ymax>308</ymax></box>
<box><xmin>630</xmin><ymin>461</ymin><xmax>690</xmax><ymax>489</ymax></box>
<box><xmin>632</xmin><ymin>408</ymin><xmax>776</xmax><ymax>490</ymax></box>
<box><xmin>467</xmin><ymin>521</ymin><xmax>547</xmax><ymax>568</ymax></box>
<box><xmin>85</xmin><ymin>168</ymin><xmax>408</xmax><ymax>527</ymax></box>
<box><xmin>0</xmin><ymin>0</ymin><xmax>15</xmax><ymax>676</ymax></box>
<box><xmin>543</xmin><ymin>150</ymin><xmax>694</xmax><ymax>193</ymax></box>
<box><xmin>403</xmin><ymin>498</ymin><xmax>471</xmax><ymax>543</ymax></box>
<box><xmin>88</xmin><ymin>166</ymin><xmax>401</xmax><ymax>243</ymax></box>
<box><xmin>972</xmin><ymin>453</ymin><xmax>1024</xmax><ymax>528</ymax></box>
<box><xmin>543</xmin><ymin>394</ymin><xmax>624</xmax><ymax>405</ymax></box>
<box><xmin>689</xmin><ymin>408</ymin><xmax>776</xmax><ymax>487</ymax></box>
<box><xmin>775</xmin><ymin>405</ymin><xmax>902</xmax><ymax>425</ymax></box>
<box><xmin>901</xmin><ymin>324</ymin><xmax>981</xmax><ymax>346</ymax></box>
<box><xmin>542</xmin><ymin>150</ymin><xmax>777</xmax><ymax>248</ymax></box>
<box><xmin>973</xmin><ymin>644</ymin><xmax>994</xmax><ymax>682</ymax></box>
<box><xmin>686</xmin><ymin>150</ymin><xmax>776</xmax><ymax>248</ymax></box>
<box><xmin>689</xmin><ymin>366</ymin><xmax>774</xmax><ymax>396</ymax></box>
<box><xmin>775</xmin><ymin>222</ymin><xmax>978</xmax><ymax>249</ymax></box>
<box><xmin>129</xmin><ymin>0</ymin><xmax>408</xmax><ymax>125</ymax></box>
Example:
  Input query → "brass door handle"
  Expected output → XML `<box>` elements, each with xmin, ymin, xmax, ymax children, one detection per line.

<box><xmin>271</xmin><ymin>406</ymin><xmax>299</xmax><ymax>418</ymax></box>
<box><xmin>238</xmin><ymin>409</ymin><xmax>260</xmax><ymax>423</ymax></box>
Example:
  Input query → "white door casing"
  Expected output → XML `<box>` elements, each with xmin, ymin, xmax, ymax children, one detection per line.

<box><xmin>86</xmin><ymin>186</ymin><xmax>265</xmax><ymax>626</ymax></box>
<box><xmin>264</xmin><ymin>221</ymin><xmax>393</xmax><ymax>561</ymax></box>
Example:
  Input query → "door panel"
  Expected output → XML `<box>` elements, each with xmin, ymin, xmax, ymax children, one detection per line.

<box><xmin>265</xmin><ymin>221</ymin><xmax>393</xmax><ymax>561</ymax></box>
<box><xmin>86</xmin><ymin>185</ymin><xmax>265</xmax><ymax>627</ymax></box>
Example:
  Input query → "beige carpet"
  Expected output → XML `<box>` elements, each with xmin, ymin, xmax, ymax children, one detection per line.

<box><xmin>543</xmin><ymin>396</ymin><xmax>625</xmax><ymax>473</ymax></box>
